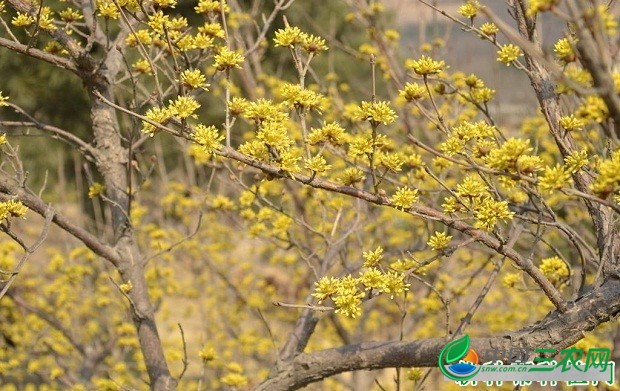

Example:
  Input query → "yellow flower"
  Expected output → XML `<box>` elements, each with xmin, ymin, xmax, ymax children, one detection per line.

<box><xmin>125</xmin><ymin>30</ymin><xmax>152</xmax><ymax>47</ymax></box>
<box><xmin>0</xmin><ymin>200</ymin><xmax>28</xmax><ymax>220</ymax></box>
<box><xmin>357</xmin><ymin>101</ymin><xmax>397</xmax><ymax>125</ymax></box>
<box><xmin>88</xmin><ymin>183</ymin><xmax>106</xmax><ymax>198</ymax></box>
<box><xmin>539</xmin><ymin>256</ymin><xmax>569</xmax><ymax>286</ymax></box>
<box><xmin>273</xmin><ymin>26</ymin><xmax>307</xmax><ymax>47</ymax></box>
<box><xmin>312</xmin><ymin>276</ymin><xmax>339</xmax><ymax>302</ymax></box>
<box><xmin>214</xmin><ymin>47</ymin><xmax>244</xmax><ymax>71</ymax></box>
<box><xmin>180</xmin><ymin>69</ymin><xmax>208</xmax><ymax>89</ymax></box>
<box><xmin>278</xmin><ymin>83</ymin><xmax>322</xmax><ymax>110</ymax></box>
<box><xmin>359</xmin><ymin>268</ymin><xmax>385</xmax><ymax>291</ymax></box>
<box><xmin>406</xmin><ymin>55</ymin><xmax>446</xmax><ymax>76</ymax></box>
<box><xmin>153</xmin><ymin>0</ymin><xmax>176</xmax><ymax>8</ymax></box>
<box><xmin>480</xmin><ymin>22</ymin><xmax>499</xmax><ymax>36</ymax></box>
<box><xmin>119</xmin><ymin>281</ymin><xmax>133</xmax><ymax>293</ymax></box>
<box><xmin>11</xmin><ymin>13</ymin><xmax>34</xmax><ymax>27</ymax></box>
<box><xmin>141</xmin><ymin>106</ymin><xmax>172</xmax><ymax>135</ymax></box>
<box><xmin>147</xmin><ymin>11</ymin><xmax>171</xmax><ymax>34</ymax></box>
<box><xmin>36</xmin><ymin>7</ymin><xmax>56</xmax><ymax>31</ymax></box>
<box><xmin>484</xmin><ymin>137</ymin><xmax>532</xmax><ymax>172</ymax></box>
<box><xmin>559</xmin><ymin>114</ymin><xmax>585</xmax><ymax>131</ymax></box>
<box><xmin>427</xmin><ymin>231</ymin><xmax>452</xmax><ymax>250</ymax></box>
<box><xmin>168</xmin><ymin>96</ymin><xmax>200</xmax><ymax>118</ymax></box>
<box><xmin>308</xmin><ymin>122</ymin><xmax>346</xmax><ymax>146</ymax></box>
<box><xmin>97</xmin><ymin>0</ymin><xmax>120</xmax><ymax>19</ymax></box>
<box><xmin>363</xmin><ymin>246</ymin><xmax>384</xmax><ymax>267</ymax></box>
<box><xmin>333</xmin><ymin>284</ymin><xmax>364</xmax><ymax>318</ymax></box>
<box><xmin>539</xmin><ymin>164</ymin><xmax>572</xmax><ymax>193</ymax></box>
<box><xmin>193</xmin><ymin>124</ymin><xmax>224</xmax><ymax>153</ymax></box>
<box><xmin>471</xmin><ymin>87</ymin><xmax>495</xmax><ymax>103</ymax></box>
<box><xmin>302</xmin><ymin>34</ymin><xmax>328</xmax><ymax>54</ymax></box>
<box><xmin>192</xmin><ymin>33</ymin><xmax>215</xmax><ymax>49</ymax></box>
<box><xmin>198</xmin><ymin>344</ymin><xmax>217</xmax><ymax>363</ymax></box>
<box><xmin>497</xmin><ymin>44</ymin><xmax>521</xmax><ymax>65</ymax></box>
<box><xmin>44</xmin><ymin>41</ymin><xmax>68</xmax><ymax>55</ymax></box>
<box><xmin>59</xmin><ymin>8</ymin><xmax>83</xmax><ymax>23</ymax></box>
<box><xmin>198</xmin><ymin>22</ymin><xmax>225</xmax><ymax>38</ymax></box>
<box><xmin>391</xmin><ymin>186</ymin><xmax>419</xmax><ymax>210</ymax></box>
<box><xmin>338</xmin><ymin>167</ymin><xmax>365</xmax><ymax>185</ymax></box>
<box><xmin>194</xmin><ymin>0</ymin><xmax>225</xmax><ymax>14</ymax></box>
<box><xmin>554</xmin><ymin>37</ymin><xmax>576</xmax><ymax>64</ymax></box>
<box><xmin>564</xmin><ymin>148</ymin><xmax>588</xmax><ymax>173</ymax></box>
<box><xmin>220</xmin><ymin>373</ymin><xmax>248</xmax><ymax>387</ymax></box>
<box><xmin>399</xmin><ymin>83</ymin><xmax>426</xmax><ymax>101</ymax></box>
<box><xmin>456</xmin><ymin>175</ymin><xmax>487</xmax><ymax>198</ymax></box>
<box><xmin>527</xmin><ymin>0</ymin><xmax>558</xmax><ymax>15</ymax></box>
<box><xmin>304</xmin><ymin>155</ymin><xmax>331</xmax><ymax>173</ymax></box>
<box><xmin>474</xmin><ymin>198</ymin><xmax>514</xmax><ymax>231</ymax></box>
<box><xmin>0</xmin><ymin>134</ymin><xmax>6</xmax><ymax>145</ymax></box>
<box><xmin>458</xmin><ymin>0</ymin><xmax>482</xmax><ymax>19</ymax></box>
<box><xmin>502</xmin><ymin>273</ymin><xmax>521</xmax><ymax>288</ymax></box>
<box><xmin>132</xmin><ymin>59</ymin><xmax>152</xmax><ymax>74</ymax></box>
<box><xmin>590</xmin><ymin>150</ymin><xmax>620</xmax><ymax>198</ymax></box>
<box><xmin>0</xmin><ymin>91</ymin><xmax>8</xmax><ymax>106</ymax></box>
<box><xmin>576</xmin><ymin>95</ymin><xmax>609</xmax><ymax>123</ymax></box>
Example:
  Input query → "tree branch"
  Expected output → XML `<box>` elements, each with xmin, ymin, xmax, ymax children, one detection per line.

<box><xmin>257</xmin><ymin>276</ymin><xmax>620</xmax><ymax>390</ymax></box>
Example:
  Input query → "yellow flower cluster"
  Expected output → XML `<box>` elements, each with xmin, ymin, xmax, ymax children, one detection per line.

<box><xmin>538</xmin><ymin>164</ymin><xmax>572</xmax><ymax>192</ymax></box>
<box><xmin>278</xmin><ymin>83</ymin><xmax>323</xmax><ymax>111</ymax></box>
<box><xmin>313</xmin><ymin>262</ymin><xmax>409</xmax><ymax>318</ymax></box>
<box><xmin>11</xmin><ymin>13</ymin><xmax>34</xmax><ymax>27</ymax></box>
<box><xmin>559</xmin><ymin>114</ymin><xmax>585</xmax><ymax>131</ymax></box>
<box><xmin>564</xmin><ymin>149</ymin><xmax>589</xmax><ymax>174</ymax></box>
<box><xmin>427</xmin><ymin>231</ymin><xmax>452</xmax><ymax>250</ymax></box>
<box><xmin>576</xmin><ymin>95</ymin><xmax>609</xmax><ymax>123</ymax></box>
<box><xmin>474</xmin><ymin>198</ymin><xmax>514</xmax><ymax>231</ymax></box>
<box><xmin>0</xmin><ymin>91</ymin><xmax>8</xmax><ymax>106</ymax></box>
<box><xmin>391</xmin><ymin>186</ymin><xmax>419</xmax><ymax>210</ymax></box>
<box><xmin>399</xmin><ymin>82</ymin><xmax>427</xmax><ymax>102</ymax></box>
<box><xmin>355</xmin><ymin>101</ymin><xmax>397</xmax><ymax>125</ymax></box>
<box><xmin>539</xmin><ymin>256</ymin><xmax>569</xmax><ymax>286</ymax></box>
<box><xmin>480</xmin><ymin>22</ymin><xmax>499</xmax><ymax>37</ymax></box>
<box><xmin>273</xmin><ymin>26</ymin><xmax>328</xmax><ymax>53</ymax></box>
<box><xmin>362</xmin><ymin>246</ymin><xmax>384</xmax><ymax>267</ymax></box>
<box><xmin>214</xmin><ymin>47</ymin><xmax>245</xmax><ymax>71</ymax></box>
<box><xmin>406</xmin><ymin>55</ymin><xmax>446</xmax><ymax>76</ymax></box>
<box><xmin>444</xmin><ymin>175</ymin><xmax>515</xmax><ymax>231</ymax></box>
<box><xmin>194</xmin><ymin>0</ymin><xmax>229</xmax><ymax>15</ymax></box>
<box><xmin>440</xmin><ymin>120</ymin><xmax>495</xmax><ymax>157</ymax></box>
<box><xmin>458</xmin><ymin>0</ymin><xmax>482</xmax><ymax>19</ymax></box>
<box><xmin>307</xmin><ymin>122</ymin><xmax>346</xmax><ymax>146</ymax></box>
<box><xmin>527</xmin><ymin>0</ymin><xmax>559</xmax><ymax>15</ymax></box>
<box><xmin>0</xmin><ymin>200</ymin><xmax>27</xmax><ymax>220</ymax></box>
<box><xmin>590</xmin><ymin>150</ymin><xmax>620</xmax><ymax>198</ymax></box>
<box><xmin>484</xmin><ymin>137</ymin><xmax>538</xmax><ymax>174</ymax></box>
<box><xmin>554</xmin><ymin>37</ymin><xmax>576</xmax><ymax>64</ymax></box>
<box><xmin>304</xmin><ymin>154</ymin><xmax>331</xmax><ymax>173</ymax></box>
<box><xmin>338</xmin><ymin>167</ymin><xmax>366</xmax><ymax>186</ymax></box>
<box><xmin>193</xmin><ymin>124</ymin><xmax>224</xmax><ymax>154</ymax></box>
<box><xmin>88</xmin><ymin>183</ymin><xmax>106</xmax><ymax>198</ymax></box>
<box><xmin>180</xmin><ymin>69</ymin><xmax>208</xmax><ymax>89</ymax></box>
<box><xmin>497</xmin><ymin>44</ymin><xmax>521</xmax><ymax>65</ymax></box>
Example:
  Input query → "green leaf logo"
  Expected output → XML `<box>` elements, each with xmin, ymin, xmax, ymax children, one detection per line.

<box><xmin>444</xmin><ymin>334</ymin><xmax>470</xmax><ymax>364</ymax></box>
<box><xmin>438</xmin><ymin>334</ymin><xmax>480</xmax><ymax>381</ymax></box>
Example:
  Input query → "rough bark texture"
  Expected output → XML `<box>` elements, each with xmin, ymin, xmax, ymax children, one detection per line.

<box><xmin>257</xmin><ymin>277</ymin><xmax>620</xmax><ymax>390</ymax></box>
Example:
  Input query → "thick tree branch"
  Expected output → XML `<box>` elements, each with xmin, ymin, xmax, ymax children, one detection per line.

<box><xmin>0</xmin><ymin>37</ymin><xmax>77</xmax><ymax>73</ymax></box>
<box><xmin>257</xmin><ymin>276</ymin><xmax>620</xmax><ymax>390</ymax></box>
<box><xmin>0</xmin><ymin>178</ymin><xmax>121</xmax><ymax>265</ymax></box>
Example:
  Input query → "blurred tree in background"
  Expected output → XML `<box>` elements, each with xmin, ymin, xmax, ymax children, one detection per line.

<box><xmin>0</xmin><ymin>0</ymin><xmax>619</xmax><ymax>390</ymax></box>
